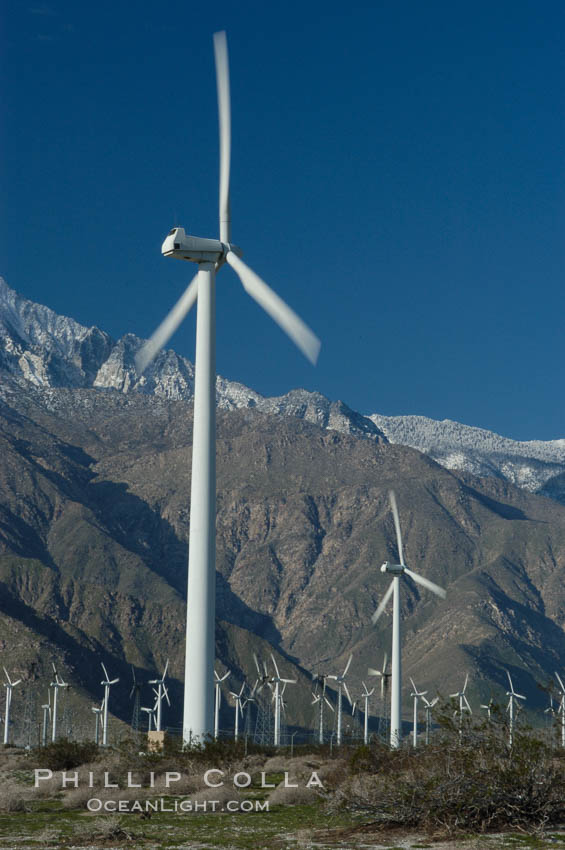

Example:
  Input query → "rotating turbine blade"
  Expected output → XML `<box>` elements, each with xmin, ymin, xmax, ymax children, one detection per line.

<box><xmin>342</xmin><ymin>681</ymin><xmax>352</xmax><ymax>705</ymax></box>
<box><xmin>403</xmin><ymin>567</ymin><xmax>446</xmax><ymax>599</ymax></box>
<box><xmin>388</xmin><ymin>490</ymin><xmax>404</xmax><ymax>564</ymax></box>
<box><xmin>342</xmin><ymin>654</ymin><xmax>353</xmax><ymax>678</ymax></box>
<box><xmin>213</xmin><ymin>31</ymin><xmax>231</xmax><ymax>243</ymax></box>
<box><xmin>270</xmin><ymin>653</ymin><xmax>281</xmax><ymax>680</ymax></box>
<box><xmin>135</xmin><ymin>274</ymin><xmax>199</xmax><ymax>374</ymax></box>
<box><xmin>225</xmin><ymin>252</ymin><xmax>321</xmax><ymax>365</ymax></box>
<box><xmin>371</xmin><ymin>579</ymin><xmax>395</xmax><ymax>624</ymax></box>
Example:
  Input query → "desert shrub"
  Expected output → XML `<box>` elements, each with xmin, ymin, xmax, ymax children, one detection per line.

<box><xmin>268</xmin><ymin>782</ymin><xmax>321</xmax><ymax>806</ymax></box>
<box><xmin>0</xmin><ymin>788</ymin><xmax>33</xmax><ymax>812</ymax></box>
<box><xmin>33</xmin><ymin>739</ymin><xmax>100</xmax><ymax>771</ymax></box>
<box><xmin>71</xmin><ymin>815</ymin><xmax>135</xmax><ymax>842</ymax></box>
<box><xmin>330</xmin><ymin>725</ymin><xmax>565</xmax><ymax>835</ymax></box>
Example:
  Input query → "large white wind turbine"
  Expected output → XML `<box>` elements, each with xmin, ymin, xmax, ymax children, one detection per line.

<box><xmin>229</xmin><ymin>682</ymin><xmax>246</xmax><ymax>742</ymax></box>
<box><xmin>135</xmin><ymin>31</ymin><xmax>320</xmax><ymax>745</ymax></box>
<box><xmin>358</xmin><ymin>681</ymin><xmax>375</xmax><ymax>745</ymax></box>
<box><xmin>2</xmin><ymin>668</ymin><xmax>21</xmax><ymax>746</ymax></box>
<box><xmin>312</xmin><ymin>671</ymin><xmax>334</xmax><ymax>745</ymax></box>
<box><xmin>328</xmin><ymin>654</ymin><xmax>353</xmax><ymax>746</ymax></box>
<box><xmin>372</xmin><ymin>491</ymin><xmax>446</xmax><ymax>748</ymax></box>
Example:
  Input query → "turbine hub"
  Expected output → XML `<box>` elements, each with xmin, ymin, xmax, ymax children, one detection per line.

<box><xmin>381</xmin><ymin>561</ymin><xmax>404</xmax><ymax>575</ymax></box>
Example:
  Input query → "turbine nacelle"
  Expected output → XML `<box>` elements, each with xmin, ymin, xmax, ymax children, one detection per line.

<box><xmin>380</xmin><ymin>561</ymin><xmax>404</xmax><ymax>575</ymax></box>
<box><xmin>161</xmin><ymin>227</ymin><xmax>242</xmax><ymax>264</ymax></box>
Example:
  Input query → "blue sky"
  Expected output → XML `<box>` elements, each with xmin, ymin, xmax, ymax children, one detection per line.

<box><xmin>2</xmin><ymin>1</ymin><xmax>564</xmax><ymax>440</ymax></box>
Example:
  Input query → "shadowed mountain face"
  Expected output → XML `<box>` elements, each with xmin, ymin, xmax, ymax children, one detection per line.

<box><xmin>1</xmin><ymin>379</ymin><xmax>565</xmax><ymax>729</ymax></box>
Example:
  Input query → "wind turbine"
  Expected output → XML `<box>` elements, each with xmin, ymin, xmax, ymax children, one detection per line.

<box><xmin>134</xmin><ymin>31</ymin><xmax>320</xmax><ymax>745</ymax></box>
<box><xmin>41</xmin><ymin>690</ymin><xmax>51</xmax><ymax>748</ymax></box>
<box><xmin>311</xmin><ymin>672</ymin><xmax>334</xmax><ymax>745</ymax></box>
<box><xmin>141</xmin><ymin>702</ymin><xmax>157</xmax><ymax>732</ymax></box>
<box><xmin>214</xmin><ymin>669</ymin><xmax>230</xmax><ymax>740</ymax></box>
<box><xmin>422</xmin><ymin>694</ymin><xmax>438</xmax><ymax>745</ymax></box>
<box><xmin>149</xmin><ymin>660</ymin><xmax>170</xmax><ymax>733</ymax></box>
<box><xmin>2</xmin><ymin>668</ymin><xmax>21</xmax><ymax>746</ymax></box>
<box><xmin>409</xmin><ymin>677</ymin><xmax>428</xmax><ymax>748</ymax></box>
<box><xmin>100</xmin><ymin>663</ymin><xmax>119</xmax><ymax>747</ymax></box>
<box><xmin>480</xmin><ymin>697</ymin><xmax>496</xmax><ymax>722</ymax></box>
<box><xmin>328</xmin><ymin>654</ymin><xmax>353</xmax><ymax>746</ymax></box>
<box><xmin>229</xmin><ymin>682</ymin><xmax>246</xmax><ymax>742</ymax></box>
<box><xmin>372</xmin><ymin>491</ymin><xmax>446</xmax><ymax>748</ymax></box>
<box><xmin>505</xmin><ymin>670</ymin><xmax>526</xmax><ymax>747</ymax></box>
<box><xmin>92</xmin><ymin>699</ymin><xmax>104</xmax><ymax>746</ymax></box>
<box><xmin>450</xmin><ymin>673</ymin><xmax>472</xmax><ymax>738</ymax></box>
<box><xmin>129</xmin><ymin>667</ymin><xmax>142</xmax><ymax>734</ymax></box>
<box><xmin>270</xmin><ymin>654</ymin><xmax>296</xmax><ymax>747</ymax></box>
<box><xmin>50</xmin><ymin>663</ymin><xmax>67</xmax><ymax>743</ymax></box>
<box><xmin>358</xmin><ymin>681</ymin><xmax>375</xmax><ymax>745</ymax></box>
<box><xmin>554</xmin><ymin>672</ymin><xmax>565</xmax><ymax>748</ymax></box>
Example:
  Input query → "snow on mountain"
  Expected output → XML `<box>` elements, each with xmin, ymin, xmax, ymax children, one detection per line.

<box><xmin>0</xmin><ymin>278</ymin><xmax>383</xmax><ymax>442</ymax></box>
<box><xmin>370</xmin><ymin>413</ymin><xmax>565</xmax><ymax>500</ymax></box>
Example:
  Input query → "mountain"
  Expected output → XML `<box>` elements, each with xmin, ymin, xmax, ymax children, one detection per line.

<box><xmin>370</xmin><ymin>414</ymin><xmax>565</xmax><ymax>504</ymax></box>
<box><xmin>2</xmin><ymin>277</ymin><xmax>565</xmax><ymax>738</ymax></box>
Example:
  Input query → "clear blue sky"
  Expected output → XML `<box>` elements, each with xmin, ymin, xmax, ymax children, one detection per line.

<box><xmin>2</xmin><ymin>1</ymin><xmax>564</xmax><ymax>440</ymax></box>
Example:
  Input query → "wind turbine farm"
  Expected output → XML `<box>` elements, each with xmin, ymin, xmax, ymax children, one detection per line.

<box><xmin>2</xmin><ymin>3</ymin><xmax>565</xmax><ymax>845</ymax></box>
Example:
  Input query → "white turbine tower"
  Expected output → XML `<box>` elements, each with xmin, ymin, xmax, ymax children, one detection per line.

<box><xmin>372</xmin><ymin>491</ymin><xmax>446</xmax><ymax>748</ymax></box>
<box><xmin>422</xmin><ymin>694</ymin><xmax>438</xmax><ymax>745</ymax></box>
<box><xmin>50</xmin><ymin>664</ymin><xmax>68</xmax><ymax>743</ymax></box>
<box><xmin>409</xmin><ymin>677</ymin><xmax>428</xmax><ymax>748</ymax></box>
<box><xmin>328</xmin><ymin>654</ymin><xmax>353</xmax><ymax>746</ymax></box>
<box><xmin>270</xmin><ymin>654</ymin><xmax>296</xmax><ymax>747</ymax></box>
<box><xmin>2</xmin><ymin>668</ymin><xmax>21</xmax><ymax>746</ymax></box>
<box><xmin>229</xmin><ymin>682</ymin><xmax>246</xmax><ymax>742</ymax></box>
<box><xmin>505</xmin><ymin>670</ymin><xmax>525</xmax><ymax>747</ymax></box>
<box><xmin>149</xmin><ymin>659</ymin><xmax>170</xmax><ymax>733</ymax></box>
<box><xmin>555</xmin><ymin>672</ymin><xmax>565</xmax><ymax>749</ymax></box>
<box><xmin>100</xmin><ymin>663</ymin><xmax>119</xmax><ymax>747</ymax></box>
<box><xmin>135</xmin><ymin>32</ymin><xmax>320</xmax><ymax>745</ymax></box>
<box><xmin>214</xmin><ymin>669</ymin><xmax>230</xmax><ymax>740</ymax></box>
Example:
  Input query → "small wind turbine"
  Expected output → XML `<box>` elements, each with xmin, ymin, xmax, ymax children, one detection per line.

<box><xmin>141</xmin><ymin>702</ymin><xmax>157</xmax><ymax>732</ymax></box>
<box><xmin>129</xmin><ymin>667</ymin><xmax>142</xmax><ymax>734</ymax></box>
<box><xmin>480</xmin><ymin>697</ymin><xmax>496</xmax><ymax>722</ymax></box>
<box><xmin>554</xmin><ymin>672</ymin><xmax>565</xmax><ymax>749</ymax></box>
<box><xmin>92</xmin><ymin>699</ymin><xmax>104</xmax><ymax>746</ymax></box>
<box><xmin>270</xmin><ymin>654</ymin><xmax>296</xmax><ymax>747</ymax></box>
<box><xmin>372</xmin><ymin>491</ymin><xmax>446</xmax><ymax>748</ymax></box>
<box><xmin>214</xmin><ymin>669</ymin><xmax>230</xmax><ymax>740</ymax></box>
<box><xmin>358</xmin><ymin>681</ymin><xmax>375</xmax><ymax>745</ymax></box>
<box><xmin>50</xmin><ymin>663</ymin><xmax>67</xmax><ymax>743</ymax></box>
<box><xmin>505</xmin><ymin>670</ymin><xmax>526</xmax><ymax>747</ymax></box>
<box><xmin>450</xmin><ymin>673</ymin><xmax>472</xmax><ymax>738</ymax></box>
<box><xmin>409</xmin><ymin>677</ymin><xmax>428</xmax><ymax>748</ymax></box>
<box><xmin>2</xmin><ymin>668</ymin><xmax>21</xmax><ymax>746</ymax></box>
<box><xmin>328</xmin><ymin>654</ymin><xmax>353</xmax><ymax>746</ymax></box>
<box><xmin>100</xmin><ymin>663</ymin><xmax>119</xmax><ymax>747</ymax></box>
<box><xmin>422</xmin><ymin>694</ymin><xmax>438</xmax><ymax>745</ymax></box>
<box><xmin>135</xmin><ymin>31</ymin><xmax>320</xmax><ymax>744</ymax></box>
<box><xmin>229</xmin><ymin>682</ymin><xmax>246</xmax><ymax>742</ymax></box>
<box><xmin>311</xmin><ymin>673</ymin><xmax>334</xmax><ymax>745</ymax></box>
<box><xmin>368</xmin><ymin>652</ymin><xmax>391</xmax><ymax>702</ymax></box>
<box><xmin>149</xmin><ymin>660</ymin><xmax>170</xmax><ymax>733</ymax></box>
<box><xmin>41</xmin><ymin>690</ymin><xmax>51</xmax><ymax>748</ymax></box>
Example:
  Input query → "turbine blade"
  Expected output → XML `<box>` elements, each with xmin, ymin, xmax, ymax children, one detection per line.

<box><xmin>226</xmin><ymin>252</ymin><xmax>321</xmax><ymax>365</ymax></box>
<box><xmin>342</xmin><ymin>681</ymin><xmax>352</xmax><ymax>704</ymax></box>
<box><xmin>101</xmin><ymin>663</ymin><xmax>109</xmax><ymax>681</ymax></box>
<box><xmin>506</xmin><ymin>670</ymin><xmax>514</xmax><ymax>692</ymax></box>
<box><xmin>135</xmin><ymin>274</ymin><xmax>199</xmax><ymax>373</ymax></box>
<box><xmin>371</xmin><ymin>579</ymin><xmax>395</xmax><ymax>624</ymax></box>
<box><xmin>342</xmin><ymin>654</ymin><xmax>353</xmax><ymax>677</ymax></box>
<box><xmin>213</xmin><ymin>30</ymin><xmax>231</xmax><ymax>243</ymax></box>
<box><xmin>388</xmin><ymin>490</ymin><xmax>404</xmax><ymax>564</ymax></box>
<box><xmin>270</xmin><ymin>653</ymin><xmax>281</xmax><ymax>680</ymax></box>
<box><xmin>383</xmin><ymin>652</ymin><xmax>388</xmax><ymax>674</ymax></box>
<box><xmin>403</xmin><ymin>567</ymin><xmax>446</xmax><ymax>599</ymax></box>
<box><xmin>253</xmin><ymin>654</ymin><xmax>261</xmax><ymax>676</ymax></box>
<box><xmin>163</xmin><ymin>659</ymin><xmax>169</xmax><ymax>680</ymax></box>
<box><xmin>324</xmin><ymin>696</ymin><xmax>334</xmax><ymax>711</ymax></box>
<box><xmin>367</xmin><ymin>668</ymin><xmax>382</xmax><ymax>677</ymax></box>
